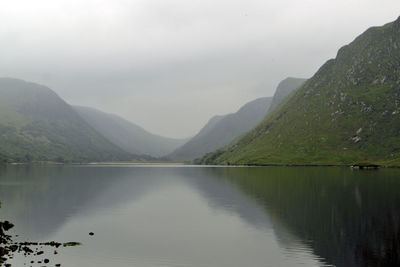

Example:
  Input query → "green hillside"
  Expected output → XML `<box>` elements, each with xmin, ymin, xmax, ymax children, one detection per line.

<box><xmin>74</xmin><ymin>106</ymin><xmax>188</xmax><ymax>157</ymax></box>
<box><xmin>268</xmin><ymin>77</ymin><xmax>307</xmax><ymax>113</ymax></box>
<box><xmin>201</xmin><ymin>17</ymin><xmax>400</xmax><ymax>166</ymax></box>
<box><xmin>168</xmin><ymin>97</ymin><xmax>272</xmax><ymax>161</ymax></box>
<box><xmin>0</xmin><ymin>78</ymin><xmax>134</xmax><ymax>163</ymax></box>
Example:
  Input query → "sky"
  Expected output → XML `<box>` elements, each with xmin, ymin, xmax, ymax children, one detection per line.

<box><xmin>0</xmin><ymin>0</ymin><xmax>399</xmax><ymax>138</ymax></box>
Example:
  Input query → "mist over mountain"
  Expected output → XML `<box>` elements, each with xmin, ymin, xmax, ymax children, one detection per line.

<box><xmin>168</xmin><ymin>97</ymin><xmax>272</xmax><ymax>161</ymax></box>
<box><xmin>169</xmin><ymin>77</ymin><xmax>306</xmax><ymax>162</ymax></box>
<box><xmin>268</xmin><ymin>78</ymin><xmax>307</xmax><ymax>113</ymax></box>
<box><xmin>74</xmin><ymin>106</ymin><xmax>188</xmax><ymax>157</ymax></box>
<box><xmin>0</xmin><ymin>78</ymin><xmax>133</xmax><ymax>163</ymax></box>
<box><xmin>201</xmin><ymin>17</ymin><xmax>400</xmax><ymax>166</ymax></box>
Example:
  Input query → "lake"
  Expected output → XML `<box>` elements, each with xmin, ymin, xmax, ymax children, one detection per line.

<box><xmin>0</xmin><ymin>165</ymin><xmax>399</xmax><ymax>267</ymax></box>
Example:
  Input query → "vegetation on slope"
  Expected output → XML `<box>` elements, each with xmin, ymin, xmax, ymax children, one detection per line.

<box><xmin>74</xmin><ymin>106</ymin><xmax>187</xmax><ymax>157</ymax></box>
<box><xmin>268</xmin><ymin>77</ymin><xmax>307</xmax><ymax>113</ymax></box>
<box><xmin>201</xmin><ymin>17</ymin><xmax>400</xmax><ymax>166</ymax></box>
<box><xmin>171</xmin><ymin>77</ymin><xmax>305</xmax><ymax>162</ymax></box>
<box><xmin>169</xmin><ymin>97</ymin><xmax>272</xmax><ymax>161</ymax></box>
<box><xmin>0</xmin><ymin>78</ymin><xmax>134</xmax><ymax>163</ymax></box>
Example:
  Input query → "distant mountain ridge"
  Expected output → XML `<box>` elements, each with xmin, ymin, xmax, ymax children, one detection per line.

<box><xmin>0</xmin><ymin>78</ymin><xmax>133</xmax><ymax>163</ymax></box>
<box><xmin>168</xmin><ymin>97</ymin><xmax>273</xmax><ymax>161</ymax></box>
<box><xmin>200</xmin><ymin>16</ymin><xmax>400</xmax><ymax>166</ymax></box>
<box><xmin>169</xmin><ymin>77</ymin><xmax>306</xmax><ymax>161</ymax></box>
<box><xmin>268</xmin><ymin>77</ymin><xmax>307</xmax><ymax>113</ymax></box>
<box><xmin>74</xmin><ymin>106</ymin><xmax>188</xmax><ymax>157</ymax></box>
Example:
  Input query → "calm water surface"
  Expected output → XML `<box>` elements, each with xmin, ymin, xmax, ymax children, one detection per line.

<box><xmin>0</xmin><ymin>165</ymin><xmax>399</xmax><ymax>267</ymax></box>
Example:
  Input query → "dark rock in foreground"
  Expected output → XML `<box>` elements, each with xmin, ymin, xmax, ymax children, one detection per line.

<box><xmin>0</xmin><ymin>219</ymin><xmax>80</xmax><ymax>266</ymax></box>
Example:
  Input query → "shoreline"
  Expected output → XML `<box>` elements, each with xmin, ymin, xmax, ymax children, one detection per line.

<box><xmin>2</xmin><ymin>161</ymin><xmax>400</xmax><ymax>168</ymax></box>
<box><xmin>85</xmin><ymin>162</ymin><xmax>187</xmax><ymax>165</ymax></box>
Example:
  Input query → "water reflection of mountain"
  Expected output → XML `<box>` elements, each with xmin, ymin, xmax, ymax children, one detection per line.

<box><xmin>0</xmin><ymin>165</ymin><xmax>168</xmax><ymax>239</ymax></box>
<box><xmin>178</xmin><ymin>167</ymin><xmax>327</xmax><ymax>263</ymax></box>
<box><xmin>189</xmin><ymin>167</ymin><xmax>400</xmax><ymax>267</ymax></box>
<box><xmin>175</xmin><ymin>167</ymin><xmax>273</xmax><ymax>229</ymax></box>
<box><xmin>1</xmin><ymin>165</ymin><xmax>399</xmax><ymax>267</ymax></box>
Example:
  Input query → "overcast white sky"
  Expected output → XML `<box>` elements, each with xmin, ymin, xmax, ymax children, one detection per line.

<box><xmin>0</xmin><ymin>0</ymin><xmax>399</xmax><ymax>138</ymax></box>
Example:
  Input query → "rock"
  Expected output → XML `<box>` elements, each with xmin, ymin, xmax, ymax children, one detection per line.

<box><xmin>351</xmin><ymin>136</ymin><xmax>361</xmax><ymax>143</ymax></box>
<box><xmin>351</xmin><ymin>164</ymin><xmax>380</xmax><ymax>170</ymax></box>
<box><xmin>0</xmin><ymin>219</ymin><xmax>79</xmax><ymax>266</ymax></box>
<box><xmin>63</xmin><ymin>242</ymin><xmax>81</xmax><ymax>247</ymax></box>
<box><xmin>22</xmin><ymin>246</ymin><xmax>33</xmax><ymax>254</ymax></box>
<box><xmin>2</xmin><ymin>221</ymin><xmax>14</xmax><ymax>231</ymax></box>
<box><xmin>89</xmin><ymin>232</ymin><xmax>94</xmax><ymax>236</ymax></box>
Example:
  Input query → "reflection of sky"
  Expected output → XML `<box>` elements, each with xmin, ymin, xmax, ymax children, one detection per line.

<box><xmin>179</xmin><ymin>167</ymin><xmax>331</xmax><ymax>266</ymax></box>
<box><xmin>0</xmin><ymin>165</ymin><xmax>165</xmax><ymax>239</ymax></box>
<box><xmin>1</xmin><ymin>165</ymin><xmax>324</xmax><ymax>267</ymax></box>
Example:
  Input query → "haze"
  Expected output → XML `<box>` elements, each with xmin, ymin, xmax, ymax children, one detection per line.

<box><xmin>0</xmin><ymin>0</ymin><xmax>399</xmax><ymax>138</ymax></box>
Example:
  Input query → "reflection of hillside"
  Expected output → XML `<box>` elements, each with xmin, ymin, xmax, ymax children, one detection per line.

<box><xmin>0</xmin><ymin>165</ymin><xmax>167</xmax><ymax>240</ymax></box>
<box><xmin>195</xmin><ymin>167</ymin><xmax>400</xmax><ymax>267</ymax></box>
<box><xmin>178</xmin><ymin>167</ymin><xmax>326</xmax><ymax>263</ymax></box>
<box><xmin>176</xmin><ymin>167</ymin><xmax>272</xmax><ymax>229</ymax></box>
<box><xmin>1</xmin><ymin>165</ymin><xmax>399</xmax><ymax>267</ymax></box>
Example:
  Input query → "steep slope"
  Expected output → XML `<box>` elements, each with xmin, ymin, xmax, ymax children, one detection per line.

<box><xmin>74</xmin><ymin>106</ymin><xmax>188</xmax><ymax>157</ymax></box>
<box><xmin>168</xmin><ymin>97</ymin><xmax>272</xmax><ymax>161</ymax></box>
<box><xmin>201</xmin><ymin>17</ymin><xmax>400</xmax><ymax>166</ymax></box>
<box><xmin>268</xmin><ymin>77</ymin><xmax>307</xmax><ymax>112</ymax></box>
<box><xmin>0</xmin><ymin>78</ymin><xmax>134</xmax><ymax>163</ymax></box>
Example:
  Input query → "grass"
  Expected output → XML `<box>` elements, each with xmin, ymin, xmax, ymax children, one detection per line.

<box><xmin>201</xmin><ymin>18</ymin><xmax>400</xmax><ymax>167</ymax></box>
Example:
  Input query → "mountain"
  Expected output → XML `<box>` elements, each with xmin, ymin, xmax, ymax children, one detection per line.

<box><xmin>74</xmin><ymin>106</ymin><xmax>188</xmax><ymax>157</ymax></box>
<box><xmin>200</xmin><ymin>17</ymin><xmax>400</xmax><ymax>166</ymax></box>
<box><xmin>268</xmin><ymin>77</ymin><xmax>307</xmax><ymax>112</ymax></box>
<box><xmin>0</xmin><ymin>78</ymin><xmax>134</xmax><ymax>163</ymax></box>
<box><xmin>168</xmin><ymin>97</ymin><xmax>273</xmax><ymax>161</ymax></box>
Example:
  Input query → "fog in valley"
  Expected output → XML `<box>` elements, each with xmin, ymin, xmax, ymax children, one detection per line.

<box><xmin>0</xmin><ymin>0</ymin><xmax>399</xmax><ymax>138</ymax></box>
<box><xmin>2</xmin><ymin>2</ymin><xmax>400</xmax><ymax>267</ymax></box>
